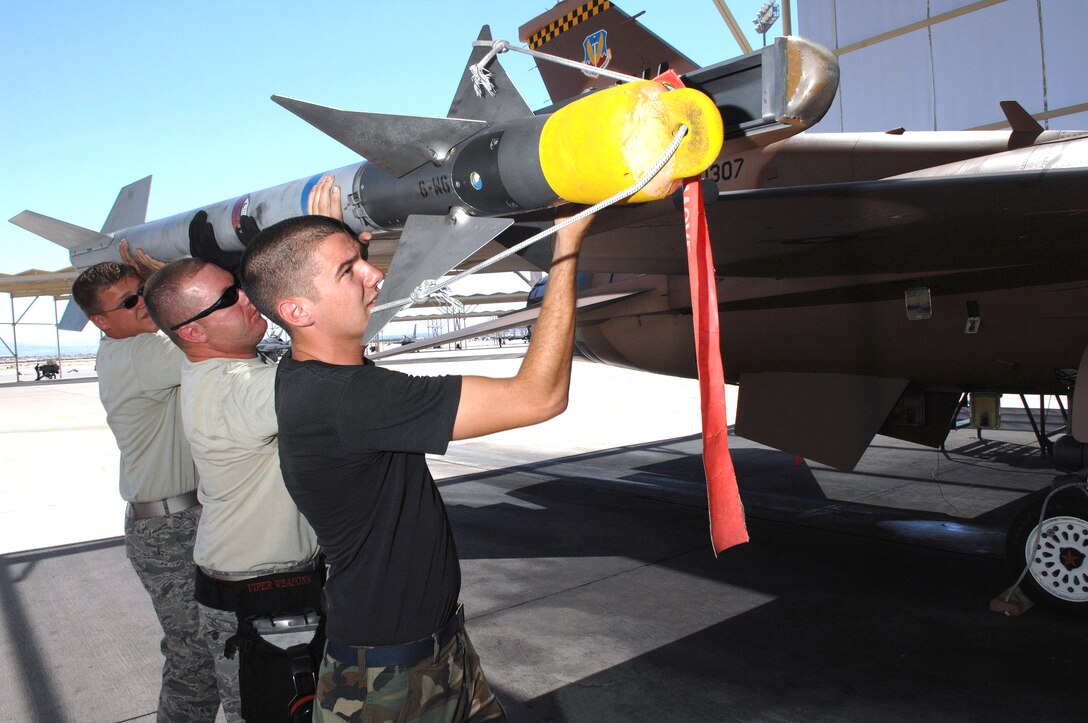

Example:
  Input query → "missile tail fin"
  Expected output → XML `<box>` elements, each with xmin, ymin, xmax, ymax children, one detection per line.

<box><xmin>58</xmin><ymin>302</ymin><xmax>89</xmax><ymax>332</ymax></box>
<box><xmin>101</xmin><ymin>176</ymin><xmax>152</xmax><ymax>233</ymax></box>
<box><xmin>363</xmin><ymin>213</ymin><xmax>514</xmax><ymax>343</ymax></box>
<box><xmin>272</xmin><ymin>95</ymin><xmax>485</xmax><ymax>178</ymax></box>
<box><xmin>446</xmin><ymin>26</ymin><xmax>533</xmax><ymax>123</ymax></box>
<box><xmin>9</xmin><ymin>210</ymin><xmax>111</xmax><ymax>251</ymax></box>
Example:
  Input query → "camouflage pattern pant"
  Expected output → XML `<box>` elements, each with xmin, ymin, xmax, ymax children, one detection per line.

<box><xmin>314</xmin><ymin>624</ymin><xmax>506</xmax><ymax>723</ymax></box>
<box><xmin>125</xmin><ymin>505</ymin><xmax>220</xmax><ymax>723</ymax></box>
<box><xmin>197</xmin><ymin>602</ymin><xmax>243</xmax><ymax>723</ymax></box>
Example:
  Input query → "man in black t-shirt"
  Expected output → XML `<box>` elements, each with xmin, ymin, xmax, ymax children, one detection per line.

<box><xmin>241</xmin><ymin>208</ymin><xmax>592</xmax><ymax>722</ymax></box>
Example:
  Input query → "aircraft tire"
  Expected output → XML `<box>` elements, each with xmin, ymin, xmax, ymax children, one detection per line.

<box><xmin>1005</xmin><ymin>484</ymin><xmax>1088</xmax><ymax>615</ymax></box>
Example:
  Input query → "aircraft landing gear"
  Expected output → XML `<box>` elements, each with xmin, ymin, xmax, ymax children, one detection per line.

<box><xmin>1005</xmin><ymin>480</ymin><xmax>1088</xmax><ymax>615</ymax></box>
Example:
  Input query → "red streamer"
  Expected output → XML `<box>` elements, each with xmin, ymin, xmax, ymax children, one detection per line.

<box><xmin>682</xmin><ymin>178</ymin><xmax>749</xmax><ymax>553</ymax></box>
<box><xmin>648</xmin><ymin>70</ymin><xmax>749</xmax><ymax>553</ymax></box>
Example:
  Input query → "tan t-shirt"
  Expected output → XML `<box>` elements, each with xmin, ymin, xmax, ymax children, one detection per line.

<box><xmin>182</xmin><ymin>356</ymin><xmax>318</xmax><ymax>575</ymax></box>
<box><xmin>97</xmin><ymin>333</ymin><xmax>197</xmax><ymax>503</ymax></box>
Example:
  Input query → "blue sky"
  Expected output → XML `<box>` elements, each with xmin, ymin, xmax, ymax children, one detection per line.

<box><xmin>0</xmin><ymin>0</ymin><xmax>777</xmax><ymax>347</ymax></box>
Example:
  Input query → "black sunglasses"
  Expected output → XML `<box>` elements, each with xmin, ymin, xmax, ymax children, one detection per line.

<box><xmin>103</xmin><ymin>286</ymin><xmax>144</xmax><ymax>313</ymax></box>
<box><xmin>170</xmin><ymin>282</ymin><xmax>240</xmax><ymax>330</ymax></box>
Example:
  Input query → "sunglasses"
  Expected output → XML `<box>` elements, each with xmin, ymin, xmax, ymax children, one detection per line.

<box><xmin>170</xmin><ymin>282</ymin><xmax>241</xmax><ymax>331</ymax></box>
<box><xmin>103</xmin><ymin>286</ymin><xmax>144</xmax><ymax>313</ymax></box>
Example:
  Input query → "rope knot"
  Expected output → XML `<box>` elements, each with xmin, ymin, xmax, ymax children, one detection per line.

<box><xmin>409</xmin><ymin>279</ymin><xmax>438</xmax><ymax>304</ymax></box>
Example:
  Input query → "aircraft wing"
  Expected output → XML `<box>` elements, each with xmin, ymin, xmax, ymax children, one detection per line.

<box><xmin>567</xmin><ymin>166</ymin><xmax>1088</xmax><ymax>288</ymax></box>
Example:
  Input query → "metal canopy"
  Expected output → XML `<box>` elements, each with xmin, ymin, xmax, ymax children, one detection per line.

<box><xmin>0</xmin><ymin>267</ymin><xmax>78</xmax><ymax>299</ymax></box>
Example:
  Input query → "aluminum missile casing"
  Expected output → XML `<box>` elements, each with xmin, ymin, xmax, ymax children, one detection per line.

<box><xmin>60</xmin><ymin>163</ymin><xmax>371</xmax><ymax>271</ymax></box>
<box><xmin>40</xmin><ymin>76</ymin><xmax>724</xmax><ymax>276</ymax></box>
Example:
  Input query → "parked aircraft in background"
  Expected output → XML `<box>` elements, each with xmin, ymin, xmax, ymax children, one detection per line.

<box><xmin>12</xmin><ymin>1</ymin><xmax>1087</xmax><ymax>611</ymax></box>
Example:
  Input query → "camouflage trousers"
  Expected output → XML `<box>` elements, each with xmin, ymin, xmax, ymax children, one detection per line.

<box><xmin>125</xmin><ymin>505</ymin><xmax>220</xmax><ymax>723</ymax></box>
<box><xmin>197</xmin><ymin>602</ymin><xmax>244</xmax><ymax>723</ymax></box>
<box><xmin>314</xmin><ymin>620</ymin><xmax>506</xmax><ymax>723</ymax></box>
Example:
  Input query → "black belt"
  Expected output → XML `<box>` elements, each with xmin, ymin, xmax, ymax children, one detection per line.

<box><xmin>325</xmin><ymin>605</ymin><xmax>465</xmax><ymax>668</ymax></box>
<box><xmin>195</xmin><ymin>563</ymin><xmax>323</xmax><ymax>615</ymax></box>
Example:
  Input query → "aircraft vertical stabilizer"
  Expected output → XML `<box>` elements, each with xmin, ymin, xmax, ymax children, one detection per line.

<box><xmin>518</xmin><ymin>0</ymin><xmax>699</xmax><ymax>105</ymax></box>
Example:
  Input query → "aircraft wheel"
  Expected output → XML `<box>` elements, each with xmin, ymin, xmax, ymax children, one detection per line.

<box><xmin>1005</xmin><ymin>485</ymin><xmax>1088</xmax><ymax>615</ymax></box>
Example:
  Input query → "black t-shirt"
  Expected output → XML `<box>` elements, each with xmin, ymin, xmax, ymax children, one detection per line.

<box><xmin>275</xmin><ymin>352</ymin><xmax>463</xmax><ymax>645</ymax></box>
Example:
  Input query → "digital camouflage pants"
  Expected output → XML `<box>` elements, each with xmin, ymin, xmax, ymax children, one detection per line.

<box><xmin>197</xmin><ymin>602</ymin><xmax>243</xmax><ymax>723</ymax></box>
<box><xmin>314</xmin><ymin>625</ymin><xmax>506</xmax><ymax>723</ymax></box>
<box><xmin>125</xmin><ymin>505</ymin><xmax>220</xmax><ymax>723</ymax></box>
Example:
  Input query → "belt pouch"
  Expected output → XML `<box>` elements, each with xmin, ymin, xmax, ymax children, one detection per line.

<box><xmin>221</xmin><ymin>568</ymin><xmax>326</xmax><ymax>723</ymax></box>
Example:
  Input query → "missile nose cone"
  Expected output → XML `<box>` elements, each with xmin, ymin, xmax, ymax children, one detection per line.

<box><xmin>538</xmin><ymin>80</ymin><xmax>724</xmax><ymax>205</ymax></box>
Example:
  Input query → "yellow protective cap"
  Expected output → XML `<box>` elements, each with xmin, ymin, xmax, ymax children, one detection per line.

<box><xmin>539</xmin><ymin>80</ymin><xmax>723</xmax><ymax>204</ymax></box>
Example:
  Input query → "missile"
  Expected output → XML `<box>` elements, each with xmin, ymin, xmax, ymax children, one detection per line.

<box><xmin>13</xmin><ymin>77</ymin><xmax>720</xmax><ymax>271</ymax></box>
<box><xmin>10</xmin><ymin>29</ymin><xmax>835</xmax><ymax>335</ymax></box>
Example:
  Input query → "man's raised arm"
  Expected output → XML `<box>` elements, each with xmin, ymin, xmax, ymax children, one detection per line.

<box><xmin>452</xmin><ymin>213</ymin><xmax>593</xmax><ymax>440</ymax></box>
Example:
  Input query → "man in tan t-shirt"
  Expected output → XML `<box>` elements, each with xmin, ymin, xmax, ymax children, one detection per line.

<box><xmin>144</xmin><ymin>257</ymin><xmax>320</xmax><ymax>723</ymax></box>
<box><xmin>72</xmin><ymin>257</ymin><xmax>219</xmax><ymax>723</ymax></box>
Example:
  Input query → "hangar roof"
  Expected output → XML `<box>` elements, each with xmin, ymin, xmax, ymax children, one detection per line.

<box><xmin>0</xmin><ymin>268</ymin><xmax>78</xmax><ymax>298</ymax></box>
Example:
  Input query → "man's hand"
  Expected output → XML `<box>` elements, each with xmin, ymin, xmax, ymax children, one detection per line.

<box><xmin>119</xmin><ymin>239</ymin><xmax>166</xmax><ymax>280</ymax></box>
<box><xmin>306</xmin><ymin>174</ymin><xmax>373</xmax><ymax>251</ymax></box>
<box><xmin>307</xmin><ymin>174</ymin><xmax>343</xmax><ymax>220</ymax></box>
<box><xmin>552</xmin><ymin>209</ymin><xmax>594</xmax><ymax>256</ymax></box>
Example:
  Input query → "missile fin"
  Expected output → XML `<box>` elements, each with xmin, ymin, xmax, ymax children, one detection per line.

<box><xmin>363</xmin><ymin>213</ymin><xmax>515</xmax><ymax>343</ymax></box>
<box><xmin>272</xmin><ymin>95</ymin><xmax>485</xmax><ymax>178</ymax></box>
<box><xmin>446</xmin><ymin>26</ymin><xmax>533</xmax><ymax>123</ymax></box>
<box><xmin>9</xmin><ymin>210</ymin><xmax>111</xmax><ymax>251</ymax></box>
<box><xmin>58</xmin><ymin>302</ymin><xmax>89</xmax><ymax>332</ymax></box>
<box><xmin>101</xmin><ymin>176</ymin><xmax>152</xmax><ymax>233</ymax></box>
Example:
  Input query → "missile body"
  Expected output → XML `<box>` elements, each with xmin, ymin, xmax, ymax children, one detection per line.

<box><xmin>359</xmin><ymin>80</ymin><xmax>723</xmax><ymax>226</ymax></box>
<box><xmin>20</xmin><ymin>78</ymin><xmax>722</xmax><ymax>274</ymax></box>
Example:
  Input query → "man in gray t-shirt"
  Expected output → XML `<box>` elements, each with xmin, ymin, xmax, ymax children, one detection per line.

<box><xmin>144</xmin><ymin>257</ymin><xmax>321</xmax><ymax>723</ymax></box>
<box><xmin>73</xmin><ymin>259</ymin><xmax>218</xmax><ymax>723</ymax></box>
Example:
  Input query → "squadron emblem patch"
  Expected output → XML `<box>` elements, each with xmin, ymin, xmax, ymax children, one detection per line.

<box><xmin>582</xmin><ymin>29</ymin><xmax>611</xmax><ymax>77</ymax></box>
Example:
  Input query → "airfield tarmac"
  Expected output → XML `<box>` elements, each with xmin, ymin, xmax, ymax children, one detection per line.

<box><xmin>0</xmin><ymin>344</ymin><xmax>1082</xmax><ymax>722</ymax></box>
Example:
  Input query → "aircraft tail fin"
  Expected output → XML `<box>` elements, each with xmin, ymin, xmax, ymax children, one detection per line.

<box><xmin>101</xmin><ymin>176</ymin><xmax>152</xmax><ymax>233</ymax></box>
<box><xmin>447</xmin><ymin>26</ymin><xmax>533</xmax><ymax>123</ymax></box>
<box><xmin>9</xmin><ymin>210</ymin><xmax>111</xmax><ymax>251</ymax></box>
<box><xmin>272</xmin><ymin>95</ymin><xmax>486</xmax><ymax>178</ymax></box>
<box><xmin>518</xmin><ymin>0</ymin><xmax>698</xmax><ymax>105</ymax></box>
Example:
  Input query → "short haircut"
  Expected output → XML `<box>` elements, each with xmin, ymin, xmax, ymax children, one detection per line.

<box><xmin>143</xmin><ymin>257</ymin><xmax>211</xmax><ymax>345</ymax></box>
<box><xmin>71</xmin><ymin>262</ymin><xmax>141</xmax><ymax>316</ymax></box>
<box><xmin>240</xmin><ymin>215</ymin><xmax>349</xmax><ymax>328</ymax></box>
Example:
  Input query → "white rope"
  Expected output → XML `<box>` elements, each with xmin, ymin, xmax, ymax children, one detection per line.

<box><xmin>468</xmin><ymin>38</ymin><xmax>644</xmax><ymax>96</ymax></box>
<box><xmin>371</xmin><ymin>124</ymin><xmax>690</xmax><ymax>315</ymax></box>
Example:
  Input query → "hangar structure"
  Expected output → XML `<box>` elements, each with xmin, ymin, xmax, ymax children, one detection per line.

<box><xmin>0</xmin><ymin>268</ymin><xmax>78</xmax><ymax>378</ymax></box>
<box><xmin>794</xmin><ymin>0</ymin><xmax>1086</xmax><ymax>132</ymax></box>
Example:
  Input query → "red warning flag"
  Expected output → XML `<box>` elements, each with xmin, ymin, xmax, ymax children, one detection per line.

<box><xmin>643</xmin><ymin>69</ymin><xmax>747</xmax><ymax>552</ymax></box>
<box><xmin>682</xmin><ymin>177</ymin><xmax>749</xmax><ymax>553</ymax></box>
